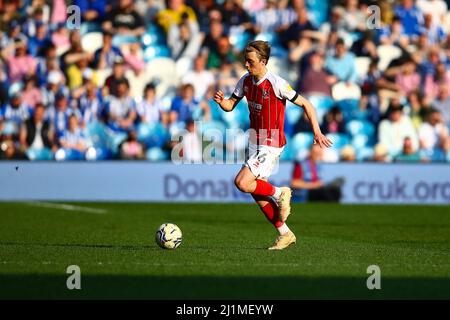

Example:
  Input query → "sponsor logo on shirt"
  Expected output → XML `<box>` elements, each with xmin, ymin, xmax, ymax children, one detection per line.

<box><xmin>248</xmin><ymin>101</ymin><xmax>263</xmax><ymax>111</ymax></box>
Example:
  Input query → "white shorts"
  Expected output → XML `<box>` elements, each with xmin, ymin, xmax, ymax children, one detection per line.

<box><xmin>244</xmin><ymin>143</ymin><xmax>284</xmax><ymax>180</ymax></box>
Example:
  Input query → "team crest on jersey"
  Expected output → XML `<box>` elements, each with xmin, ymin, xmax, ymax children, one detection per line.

<box><xmin>262</xmin><ymin>89</ymin><xmax>269</xmax><ymax>99</ymax></box>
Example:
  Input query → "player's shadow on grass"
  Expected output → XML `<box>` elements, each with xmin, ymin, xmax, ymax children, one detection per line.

<box><xmin>1</xmin><ymin>274</ymin><xmax>450</xmax><ymax>299</ymax></box>
<box><xmin>0</xmin><ymin>241</ymin><xmax>158</xmax><ymax>251</ymax></box>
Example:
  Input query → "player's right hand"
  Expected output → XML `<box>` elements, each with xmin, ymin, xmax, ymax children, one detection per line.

<box><xmin>213</xmin><ymin>91</ymin><xmax>224</xmax><ymax>104</ymax></box>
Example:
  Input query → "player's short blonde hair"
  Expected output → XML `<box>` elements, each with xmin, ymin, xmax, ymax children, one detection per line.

<box><xmin>245</xmin><ymin>40</ymin><xmax>271</xmax><ymax>65</ymax></box>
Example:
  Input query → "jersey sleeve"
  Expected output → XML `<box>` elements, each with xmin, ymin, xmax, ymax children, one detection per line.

<box><xmin>232</xmin><ymin>74</ymin><xmax>248</xmax><ymax>99</ymax></box>
<box><xmin>273</xmin><ymin>75</ymin><xmax>298</xmax><ymax>102</ymax></box>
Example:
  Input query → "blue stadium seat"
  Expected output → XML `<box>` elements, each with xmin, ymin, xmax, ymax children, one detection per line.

<box><xmin>351</xmin><ymin>134</ymin><xmax>370</xmax><ymax>149</ymax></box>
<box><xmin>86</xmin><ymin>122</ymin><xmax>109</xmax><ymax>149</ymax></box>
<box><xmin>26</xmin><ymin>148</ymin><xmax>54</xmax><ymax>161</ymax></box>
<box><xmin>141</xmin><ymin>25</ymin><xmax>166</xmax><ymax>47</ymax></box>
<box><xmin>291</xmin><ymin>132</ymin><xmax>314</xmax><ymax>160</ymax></box>
<box><xmin>144</xmin><ymin>45</ymin><xmax>171</xmax><ymax>62</ymax></box>
<box><xmin>137</xmin><ymin>122</ymin><xmax>169</xmax><ymax>148</ymax></box>
<box><xmin>356</xmin><ymin>146</ymin><xmax>374</xmax><ymax>162</ymax></box>
<box><xmin>336</xmin><ymin>99</ymin><xmax>360</xmax><ymax>120</ymax></box>
<box><xmin>146</xmin><ymin>147</ymin><xmax>168</xmax><ymax>161</ymax></box>
<box><xmin>112</xmin><ymin>35</ymin><xmax>139</xmax><ymax>47</ymax></box>
<box><xmin>307</xmin><ymin>95</ymin><xmax>334</xmax><ymax>123</ymax></box>
<box><xmin>326</xmin><ymin>133</ymin><xmax>351</xmax><ymax>149</ymax></box>
<box><xmin>199</xmin><ymin>120</ymin><xmax>227</xmax><ymax>136</ymax></box>
<box><xmin>285</xmin><ymin>103</ymin><xmax>303</xmax><ymax>125</ymax></box>
<box><xmin>106</xmin><ymin>130</ymin><xmax>128</xmax><ymax>155</ymax></box>
<box><xmin>221</xmin><ymin>101</ymin><xmax>250</xmax><ymax>129</ymax></box>
<box><xmin>280</xmin><ymin>136</ymin><xmax>293</xmax><ymax>161</ymax></box>
<box><xmin>346</xmin><ymin>119</ymin><xmax>375</xmax><ymax>137</ymax></box>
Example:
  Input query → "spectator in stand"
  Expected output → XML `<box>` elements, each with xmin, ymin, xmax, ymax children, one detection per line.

<box><xmin>220</xmin><ymin>0</ymin><xmax>253</xmax><ymax>35</ymax></box>
<box><xmin>74</xmin><ymin>0</ymin><xmax>108</xmax><ymax>33</ymax></box>
<box><xmin>0</xmin><ymin>91</ymin><xmax>32</xmax><ymax>138</ymax></box>
<box><xmin>66</xmin><ymin>57</ymin><xmax>97</xmax><ymax>90</ymax></box>
<box><xmin>7</xmin><ymin>39</ymin><xmax>38</xmax><ymax>84</ymax></box>
<box><xmin>394</xmin><ymin>137</ymin><xmax>422</xmax><ymax>162</ymax></box>
<box><xmin>27</xmin><ymin>22</ymin><xmax>52</xmax><ymax>57</ymax></box>
<box><xmin>342</xmin><ymin>0</ymin><xmax>367</xmax><ymax>33</ymax></box>
<box><xmin>418</xmin><ymin>108</ymin><xmax>449</xmax><ymax>161</ymax></box>
<box><xmin>60</xmin><ymin>30</ymin><xmax>93</xmax><ymax>76</ymax></box>
<box><xmin>47</xmin><ymin>92</ymin><xmax>80</xmax><ymax>138</ymax></box>
<box><xmin>284</xmin><ymin>6</ymin><xmax>322</xmax><ymax>58</ymax></box>
<box><xmin>102</xmin><ymin>0</ymin><xmax>145</xmax><ymax>37</ymax></box>
<box><xmin>50</xmin><ymin>23</ymin><xmax>70</xmax><ymax>50</ymax></box>
<box><xmin>107</xmin><ymin>79</ymin><xmax>137</xmax><ymax>132</ymax></box>
<box><xmin>378</xmin><ymin>103</ymin><xmax>419</xmax><ymax>157</ymax></box>
<box><xmin>104</xmin><ymin>57</ymin><xmax>130</xmax><ymax>97</ymax></box>
<box><xmin>394</xmin><ymin>0</ymin><xmax>424</xmax><ymax>39</ymax></box>
<box><xmin>168</xmin><ymin>13</ymin><xmax>202</xmax><ymax>61</ymax></box>
<box><xmin>215</xmin><ymin>59</ymin><xmax>240</xmax><ymax>98</ymax></box>
<box><xmin>291</xmin><ymin>143</ymin><xmax>344</xmax><ymax>202</ymax></box>
<box><xmin>157</xmin><ymin>0</ymin><xmax>197</xmax><ymax>34</ymax></box>
<box><xmin>0</xmin><ymin>139</ymin><xmax>27</xmax><ymax>160</ymax></box>
<box><xmin>93</xmin><ymin>31</ymin><xmax>123</xmax><ymax>70</ymax></box>
<box><xmin>321</xmin><ymin>106</ymin><xmax>346</xmax><ymax>134</ymax></box>
<box><xmin>56</xmin><ymin>114</ymin><xmax>91</xmax><ymax>160</ymax></box>
<box><xmin>181</xmin><ymin>56</ymin><xmax>215</xmax><ymax>101</ymax></box>
<box><xmin>119</xmin><ymin>129</ymin><xmax>145</xmax><ymax>160</ymax></box>
<box><xmin>340</xmin><ymin>144</ymin><xmax>357</xmax><ymax>162</ymax></box>
<box><xmin>19</xmin><ymin>103</ymin><xmax>55</xmax><ymax>156</ymax></box>
<box><xmin>252</xmin><ymin>0</ymin><xmax>282</xmax><ymax>34</ymax></box>
<box><xmin>137</xmin><ymin>83</ymin><xmax>167</xmax><ymax>126</ymax></box>
<box><xmin>123</xmin><ymin>42</ymin><xmax>145</xmax><ymax>76</ymax></box>
<box><xmin>395</xmin><ymin>59</ymin><xmax>421</xmax><ymax>97</ymax></box>
<box><xmin>432</xmin><ymin>84</ymin><xmax>450</xmax><ymax>124</ymax></box>
<box><xmin>41</xmin><ymin>70</ymin><xmax>69</xmax><ymax>109</ymax></box>
<box><xmin>76</xmin><ymin>75</ymin><xmax>104</xmax><ymax>125</ymax></box>
<box><xmin>378</xmin><ymin>15</ymin><xmax>409</xmax><ymax>48</ymax></box>
<box><xmin>169</xmin><ymin>83</ymin><xmax>209</xmax><ymax>125</ymax></box>
<box><xmin>21</xmin><ymin>74</ymin><xmax>42</xmax><ymax>109</ymax></box>
<box><xmin>418</xmin><ymin>13</ymin><xmax>446</xmax><ymax>46</ymax></box>
<box><xmin>416</xmin><ymin>0</ymin><xmax>447</xmax><ymax>25</ymax></box>
<box><xmin>180</xmin><ymin>119</ymin><xmax>202</xmax><ymax>163</ymax></box>
<box><xmin>324</xmin><ymin>38</ymin><xmax>358</xmax><ymax>84</ymax></box>
<box><xmin>299</xmin><ymin>48</ymin><xmax>336</xmax><ymax>96</ymax></box>
<box><xmin>372</xmin><ymin>143</ymin><xmax>390</xmax><ymax>162</ymax></box>
<box><xmin>423</xmin><ymin>62</ymin><xmax>450</xmax><ymax>101</ymax></box>
<box><xmin>206</xmin><ymin>36</ymin><xmax>238</xmax><ymax>70</ymax></box>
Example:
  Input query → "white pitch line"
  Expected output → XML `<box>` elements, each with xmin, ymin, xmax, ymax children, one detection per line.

<box><xmin>25</xmin><ymin>201</ymin><xmax>107</xmax><ymax>214</ymax></box>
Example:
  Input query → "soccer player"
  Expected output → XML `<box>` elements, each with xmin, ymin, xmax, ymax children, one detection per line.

<box><xmin>214</xmin><ymin>40</ymin><xmax>333</xmax><ymax>250</ymax></box>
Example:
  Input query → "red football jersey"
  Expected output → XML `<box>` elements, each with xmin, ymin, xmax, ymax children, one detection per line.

<box><xmin>233</xmin><ymin>71</ymin><xmax>298</xmax><ymax>147</ymax></box>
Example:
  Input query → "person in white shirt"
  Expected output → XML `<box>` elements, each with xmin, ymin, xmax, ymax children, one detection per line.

<box><xmin>418</xmin><ymin>108</ymin><xmax>449</xmax><ymax>160</ymax></box>
<box><xmin>181</xmin><ymin>55</ymin><xmax>215</xmax><ymax>101</ymax></box>
<box><xmin>378</xmin><ymin>103</ymin><xmax>419</xmax><ymax>157</ymax></box>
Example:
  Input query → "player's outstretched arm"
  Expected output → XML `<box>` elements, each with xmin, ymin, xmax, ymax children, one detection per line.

<box><xmin>292</xmin><ymin>95</ymin><xmax>333</xmax><ymax>148</ymax></box>
<box><xmin>214</xmin><ymin>90</ymin><xmax>240</xmax><ymax>112</ymax></box>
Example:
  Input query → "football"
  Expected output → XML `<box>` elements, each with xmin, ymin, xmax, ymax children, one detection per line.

<box><xmin>155</xmin><ymin>223</ymin><xmax>182</xmax><ymax>249</ymax></box>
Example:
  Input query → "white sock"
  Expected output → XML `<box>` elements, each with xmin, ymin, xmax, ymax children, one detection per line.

<box><xmin>277</xmin><ymin>223</ymin><xmax>290</xmax><ymax>235</ymax></box>
<box><xmin>273</xmin><ymin>186</ymin><xmax>282</xmax><ymax>199</ymax></box>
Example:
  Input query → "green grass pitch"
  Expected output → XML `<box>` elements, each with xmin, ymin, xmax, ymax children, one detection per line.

<box><xmin>0</xmin><ymin>202</ymin><xmax>449</xmax><ymax>299</ymax></box>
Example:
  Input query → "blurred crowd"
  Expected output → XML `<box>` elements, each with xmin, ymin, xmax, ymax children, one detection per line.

<box><xmin>0</xmin><ymin>0</ymin><xmax>449</xmax><ymax>163</ymax></box>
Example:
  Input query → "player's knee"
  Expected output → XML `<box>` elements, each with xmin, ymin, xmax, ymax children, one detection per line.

<box><xmin>234</xmin><ymin>177</ymin><xmax>251</xmax><ymax>193</ymax></box>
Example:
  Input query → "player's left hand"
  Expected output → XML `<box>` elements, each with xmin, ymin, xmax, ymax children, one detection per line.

<box><xmin>314</xmin><ymin>133</ymin><xmax>333</xmax><ymax>148</ymax></box>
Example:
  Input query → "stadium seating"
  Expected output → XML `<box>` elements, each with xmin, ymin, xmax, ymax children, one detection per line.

<box><xmin>377</xmin><ymin>45</ymin><xmax>402</xmax><ymax>71</ymax></box>
<box><xmin>81</xmin><ymin>32</ymin><xmax>103</xmax><ymax>53</ymax></box>
<box><xmin>291</xmin><ymin>132</ymin><xmax>314</xmax><ymax>160</ymax></box>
